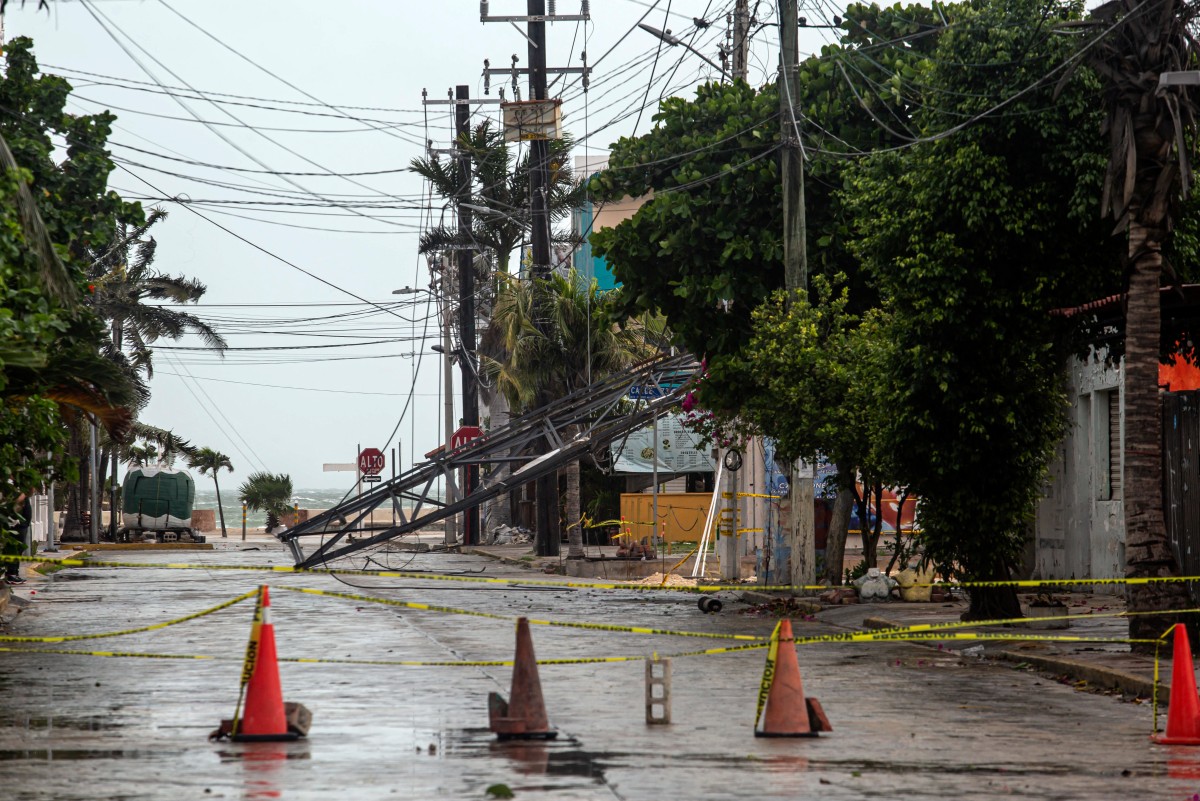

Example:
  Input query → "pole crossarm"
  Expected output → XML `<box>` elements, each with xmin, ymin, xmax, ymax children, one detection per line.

<box><xmin>278</xmin><ymin>354</ymin><xmax>699</xmax><ymax>568</ymax></box>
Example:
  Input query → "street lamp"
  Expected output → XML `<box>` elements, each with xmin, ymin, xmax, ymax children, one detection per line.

<box><xmin>638</xmin><ymin>23</ymin><xmax>726</xmax><ymax>78</ymax></box>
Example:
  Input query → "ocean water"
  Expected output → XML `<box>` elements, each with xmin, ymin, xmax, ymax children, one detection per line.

<box><xmin>192</xmin><ymin>486</ymin><xmax>442</xmax><ymax>528</ymax></box>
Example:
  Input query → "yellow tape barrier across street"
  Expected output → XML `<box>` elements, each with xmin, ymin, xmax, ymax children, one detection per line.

<box><xmin>0</xmin><ymin>586</ymin><xmax>1171</xmax><ymax>667</ymax></box>
<box><xmin>17</xmin><ymin>553</ymin><xmax>1200</xmax><ymax>593</ymax></box>
<box><xmin>0</xmin><ymin>627</ymin><xmax>1160</xmax><ymax>667</ymax></box>
<box><xmin>274</xmin><ymin>585</ymin><xmax>767</xmax><ymax>641</ymax></box>
<box><xmin>0</xmin><ymin>589</ymin><xmax>258</xmax><ymax>643</ymax></box>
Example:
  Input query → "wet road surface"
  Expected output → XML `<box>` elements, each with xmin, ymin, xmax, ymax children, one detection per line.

<box><xmin>3</xmin><ymin>543</ymin><xmax>1200</xmax><ymax>800</ymax></box>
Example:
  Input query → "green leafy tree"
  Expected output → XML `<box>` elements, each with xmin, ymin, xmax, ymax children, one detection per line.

<box><xmin>590</xmin><ymin>6</ymin><xmax>936</xmax><ymax>579</ymax></box>
<box><xmin>409</xmin><ymin>121</ymin><xmax>584</xmax><ymax>275</ymax></box>
<box><xmin>238</xmin><ymin>472</ymin><xmax>294</xmax><ymax>534</ymax></box>
<box><xmin>87</xmin><ymin>208</ymin><xmax>225</xmax><ymax>537</ymax></box>
<box><xmin>734</xmin><ymin>277</ymin><xmax>895</xmax><ymax>580</ymax></box>
<box><xmin>482</xmin><ymin>270</ymin><xmax>653</xmax><ymax>557</ymax></box>
<box><xmin>846</xmin><ymin>0</ymin><xmax>1120</xmax><ymax>618</ymax></box>
<box><xmin>0</xmin><ymin>37</ymin><xmax>145</xmax><ymax>544</ymax></box>
<box><xmin>188</xmin><ymin>447</ymin><xmax>234</xmax><ymax>538</ymax></box>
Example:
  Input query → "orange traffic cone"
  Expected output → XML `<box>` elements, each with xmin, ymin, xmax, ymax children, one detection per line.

<box><xmin>755</xmin><ymin>619</ymin><xmax>831</xmax><ymax>738</ymax></box>
<box><xmin>216</xmin><ymin>586</ymin><xmax>310</xmax><ymax>743</ymax></box>
<box><xmin>1154</xmin><ymin>626</ymin><xmax>1200</xmax><ymax>745</ymax></box>
<box><xmin>489</xmin><ymin>617</ymin><xmax>557</xmax><ymax>741</ymax></box>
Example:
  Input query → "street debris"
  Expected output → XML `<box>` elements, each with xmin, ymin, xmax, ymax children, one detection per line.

<box><xmin>742</xmin><ymin>597</ymin><xmax>819</xmax><ymax>617</ymax></box>
<box><xmin>625</xmin><ymin>572</ymin><xmax>697</xmax><ymax>587</ymax></box>
<box><xmin>485</xmin><ymin>525</ymin><xmax>532</xmax><ymax>545</ymax></box>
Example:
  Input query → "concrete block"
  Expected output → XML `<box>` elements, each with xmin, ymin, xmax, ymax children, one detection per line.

<box><xmin>645</xmin><ymin>657</ymin><xmax>671</xmax><ymax>725</ymax></box>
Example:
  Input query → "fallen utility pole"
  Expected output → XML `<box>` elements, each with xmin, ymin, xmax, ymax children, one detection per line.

<box><xmin>279</xmin><ymin>354</ymin><xmax>697</xmax><ymax>568</ymax></box>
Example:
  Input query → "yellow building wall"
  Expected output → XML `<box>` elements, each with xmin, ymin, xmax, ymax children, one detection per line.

<box><xmin>619</xmin><ymin>492</ymin><xmax>715</xmax><ymax>544</ymax></box>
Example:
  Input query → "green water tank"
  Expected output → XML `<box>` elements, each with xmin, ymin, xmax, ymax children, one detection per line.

<box><xmin>121</xmin><ymin>466</ymin><xmax>196</xmax><ymax>530</ymax></box>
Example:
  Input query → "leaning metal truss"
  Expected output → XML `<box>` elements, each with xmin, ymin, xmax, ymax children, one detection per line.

<box><xmin>279</xmin><ymin>353</ymin><xmax>699</xmax><ymax>568</ymax></box>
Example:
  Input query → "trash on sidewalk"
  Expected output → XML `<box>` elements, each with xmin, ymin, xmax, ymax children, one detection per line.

<box><xmin>486</xmin><ymin>525</ymin><xmax>532</xmax><ymax>545</ymax></box>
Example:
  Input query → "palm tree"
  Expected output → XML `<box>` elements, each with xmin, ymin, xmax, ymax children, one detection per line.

<box><xmin>413</xmin><ymin>122</ymin><xmax>585</xmax><ymax>539</ymax></box>
<box><xmin>409</xmin><ymin>121</ymin><xmax>585</xmax><ymax>276</ymax></box>
<box><xmin>482</xmin><ymin>269</ymin><xmax>656</xmax><ymax>557</ymax></box>
<box><xmin>238</xmin><ymin>472</ymin><xmax>294</xmax><ymax>534</ymax></box>
<box><xmin>86</xmin><ymin>209</ymin><xmax>226</xmax><ymax>539</ymax></box>
<box><xmin>127</xmin><ymin>444</ymin><xmax>159</xmax><ymax>468</ymax></box>
<box><xmin>188</xmin><ymin>447</ymin><xmax>234</xmax><ymax>538</ymax></box>
<box><xmin>1090</xmin><ymin>0</ymin><xmax>1200</xmax><ymax>646</ymax></box>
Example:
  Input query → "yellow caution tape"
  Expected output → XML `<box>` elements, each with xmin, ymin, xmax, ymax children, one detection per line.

<box><xmin>753</xmin><ymin>621</ymin><xmax>781</xmax><ymax>731</ymax></box>
<box><xmin>275</xmin><ymin>585</ymin><xmax>768</xmax><ymax>641</ymax></box>
<box><xmin>1153</xmin><ymin>624</ymin><xmax>1177</xmax><ymax>735</ymax></box>
<box><xmin>0</xmin><ymin>646</ymin><xmax>217</xmax><ymax>660</ymax></box>
<box><xmin>858</xmin><ymin>606</ymin><xmax>1200</xmax><ymax>637</ymax></box>
<box><xmin>0</xmin><ymin>589</ymin><xmax>257</xmax><ymax>643</ymax></box>
<box><xmin>231</xmin><ymin>585</ymin><xmax>266</xmax><ymax>735</ymax></box>
<box><xmin>0</xmin><ymin>625</ymin><xmax>1162</xmax><ymax>666</ymax></box>
<box><xmin>22</xmin><ymin>553</ymin><xmax>1200</xmax><ymax>593</ymax></box>
<box><xmin>4</xmin><ymin>554</ymin><xmax>800</xmax><ymax>593</ymax></box>
<box><xmin>664</xmin><ymin>547</ymin><xmax>699</xmax><ymax>581</ymax></box>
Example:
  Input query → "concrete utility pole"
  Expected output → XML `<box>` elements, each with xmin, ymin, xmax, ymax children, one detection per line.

<box><xmin>456</xmin><ymin>85</ymin><xmax>481</xmax><ymax>546</ymax></box>
<box><xmin>732</xmin><ymin>0</ymin><xmax>750</xmax><ymax>82</ymax></box>
<box><xmin>439</xmin><ymin>269</ymin><xmax>459</xmax><ymax>545</ymax></box>
<box><xmin>527</xmin><ymin>0</ymin><xmax>559</xmax><ymax>558</ymax></box>
<box><xmin>779</xmin><ymin>0</ymin><xmax>815</xmax><ymax>588</ymax></box>
<box><xmin>480</xmin><ymin>0</ymin><xmax>591</xmax><ymax>556</ymax></box>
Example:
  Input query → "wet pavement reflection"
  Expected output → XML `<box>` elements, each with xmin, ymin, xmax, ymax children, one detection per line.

<box><xmin>3</xmin><ymin>545</ymin><xmax>1200</xmax><ymax>799</ymax></box>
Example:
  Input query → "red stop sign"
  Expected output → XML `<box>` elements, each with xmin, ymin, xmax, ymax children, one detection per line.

<box><xmin>358</xmin><ymin>448</ymin><xmax>385</xmax><ymax>476</ymax></box>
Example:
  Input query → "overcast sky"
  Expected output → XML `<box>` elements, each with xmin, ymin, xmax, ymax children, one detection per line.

<box><xmin>3</xmin><ymin>1</ymin><xmax>837</xmax><ymax>489</ymax></box>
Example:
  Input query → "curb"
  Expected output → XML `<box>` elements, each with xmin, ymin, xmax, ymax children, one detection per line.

<box><xmin>461</xmin><ymin>547</ymin><xmax>541</xmax><ymax>571</ymax></box>
<box><xmin>994</xmin><ymin>649</ymin><xmax>1163</xmax><ymax>703</ymax></box>
<box><xmin>861</xmin><ymin>615</ymin><xmax>1162</xmax><ymax>702</ymax></box>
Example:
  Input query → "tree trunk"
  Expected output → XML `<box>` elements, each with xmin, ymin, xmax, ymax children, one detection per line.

<box><xmin>213</xmin><ymin>476</ymin><xmax>228</xmax><ymax>538</ymax></box>
<box><xmin>1124</xmin><ymin>221</ymin><xmax>1198</xmax><ymax>649</ymax></box>
<box><xmin>964</xmin><ymin>585</ymin><xmax>1023</xmax><ymax>621</ymax></box>
<box><xmin>265</xmin><ymin>512</ymin><xmax>279</xmax><ymax>534</ymax></box>
<box><xmin>61</xmin><ymin>425</ymin><xmax>87</xmax><ymax>542</ymax></box>
<box><xmin>823</xmin><ymin>464</ymin><xmax>854</xmax><ymax>585</ymax></box>
<box><xmin>565</xmin><ymin>458</ymin><xmax>583</xmax><ymax>558</ymax></box>
<box><xmin>864</xmin><ymin>480</ymin><xmax>884</xmax><ymax>568</ymax></box>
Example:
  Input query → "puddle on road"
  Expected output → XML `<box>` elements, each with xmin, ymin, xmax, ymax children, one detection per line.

<box><xmin>215</xmin><ymin>741</ymin><xmax>312</xmax><ymax>764</ymax></box>
<box><xmin>443</xmin><ymin>727</ymin><xmax>610</xmax><ymax>788</ymax></box>
<box><xmin>3</xmin><ymin>714</ymin><xmax>121</xmax><ymax>732</ymax></box>
<box><xmin>0</xmin><ymin>748</ymin><xmax>155</xmax><ymax>760</ymax></box>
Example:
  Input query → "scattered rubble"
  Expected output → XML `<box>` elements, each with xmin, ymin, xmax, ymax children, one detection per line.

<box><xmin>624</xmin><ymin>572</ymin><xmax>697</xmax><ymax>587</ymax></box>
<box><xmin>484</xmin><ymin>525</ymin><xmax>532</xmax><ymax>545</ymax></box>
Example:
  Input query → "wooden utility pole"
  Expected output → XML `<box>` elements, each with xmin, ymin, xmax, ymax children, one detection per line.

<box><xmin>455</xmin><ymin>84</ymin><xmax>480</xmax><ymax>546</ymax></box>
<box><xmin>779</xmin><ymin>0</ymin><xmax>815</xmax><ymax>587</ymax></box>
<box><xmin>732</xmin><ymin>0</ymin><xmax>750</xmax><ymax>82</ymax></box>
